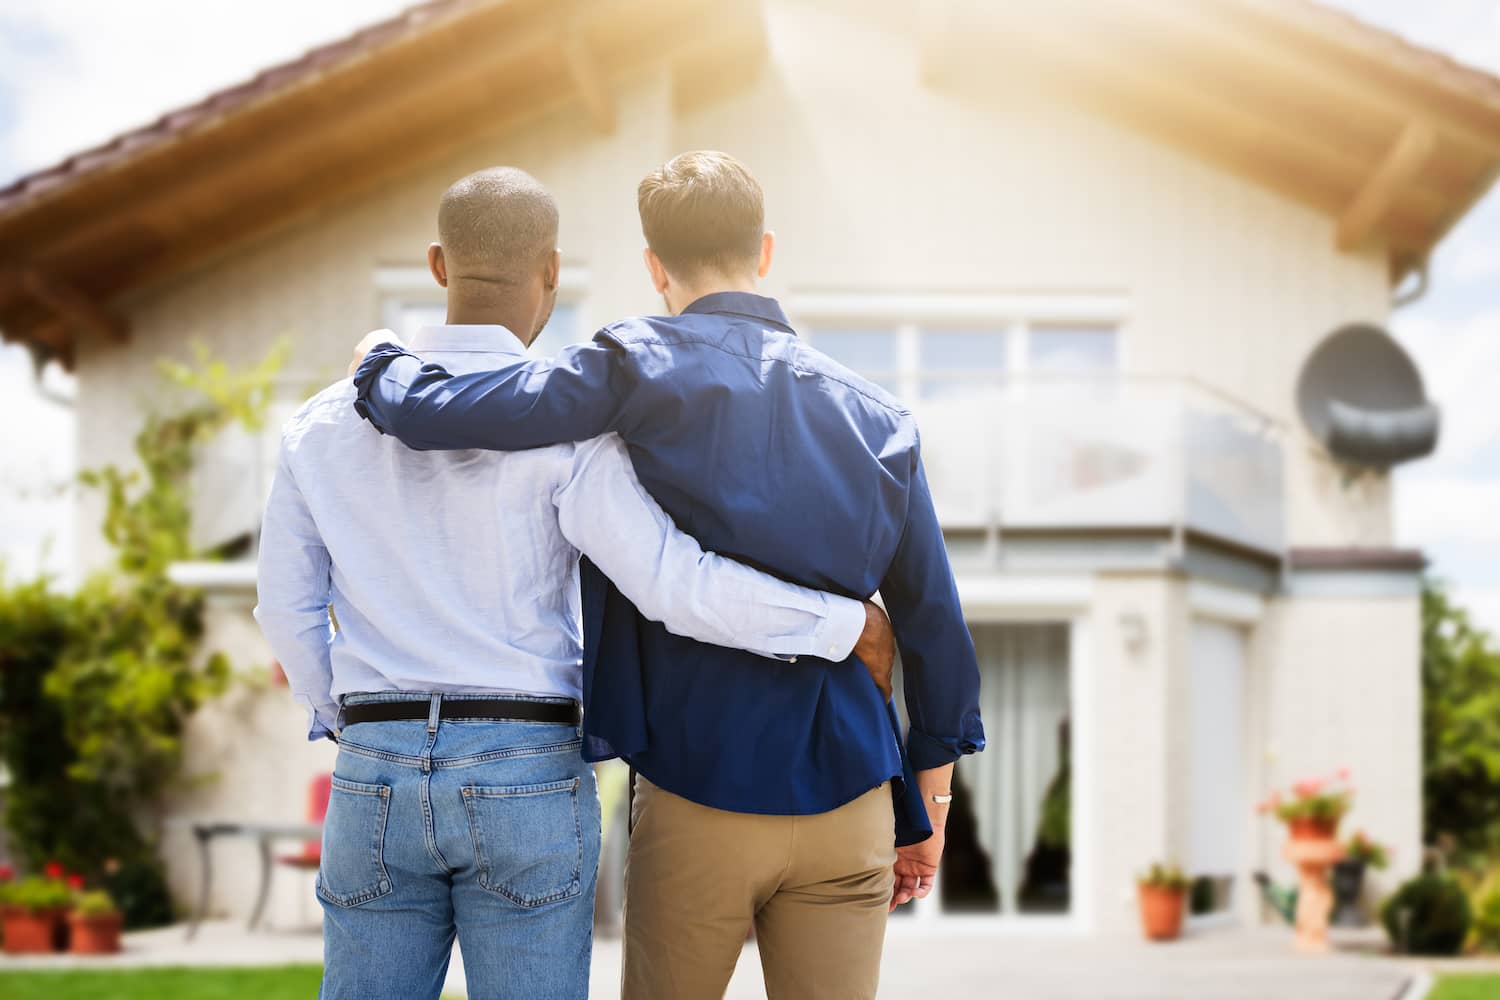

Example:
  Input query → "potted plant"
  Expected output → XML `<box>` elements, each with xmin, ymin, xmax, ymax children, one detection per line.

<box><xmin>1332</xmin><ymin>831</ymin><xmax>1389</xmax><ymax>927</ymax></box>
<box><xmin>1257</xmin><ymin>769</ymin><xmax>1353</xmax><ymax>841</ymax></box>
<box><xmin>68</xmin><ymin>890</ymin><xmax>123</xmax><ymax>955</ymax></box>
<box><xmin>1138</xmin><ymin>862</ymin><xmax>1192</xmax><ymax>942</ymax></box>
<box><xmin>0</xmin><ymin>874</ymin><xmax>73</xmax><ymax>954</ymax></box>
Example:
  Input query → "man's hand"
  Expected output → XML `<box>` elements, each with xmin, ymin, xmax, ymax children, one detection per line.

<box><xmin>889</xmin><ymin>762</ymin><xmax>954</xmax><ymax>911</ymax></box>
<box><xmin>852</xmin><ymin>600</ymin><xmax>895</xmax><ymax>700</ymax></box>
<box><xmin>890</xmin><ymin>831</ymin><xmax>944</xmax><ymax>911</ymax></box>
<box><xmin>347</xmin><ymin>328</ymin><xmax>400</xmax><ymax>377</ymax></box>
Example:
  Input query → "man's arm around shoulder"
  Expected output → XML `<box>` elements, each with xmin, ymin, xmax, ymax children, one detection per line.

<box><xmin>351</xmin><ymin>330</ymin><xmax>631</xmax><ymax>452</ymax></box>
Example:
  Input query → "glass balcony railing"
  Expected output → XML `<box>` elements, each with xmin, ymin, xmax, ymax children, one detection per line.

<box><xmin>913</xmin><ymin>376</ymin><xmax>1285</xmax><ymax>556</ymax></box>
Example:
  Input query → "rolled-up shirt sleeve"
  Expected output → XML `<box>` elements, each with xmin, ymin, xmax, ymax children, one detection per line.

<box><xmin>879</xmin><ymin>432</ymin><xmax>986</xmax><ymax>770</ymax></box>
<box><xmin>253</xmin><ymin>446</ymin><xmax>341</xmax><ymax>740</ymax></box>
<box><xmin>553</xmin><ymin>434</ymin><xmax>867</xmax><ymax>661</ymax></box>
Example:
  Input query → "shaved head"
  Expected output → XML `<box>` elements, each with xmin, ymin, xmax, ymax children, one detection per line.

<box><xmin>436</xmin><ymin>167</ymin><xmax>559</xmax><ymax>284</ymax></box>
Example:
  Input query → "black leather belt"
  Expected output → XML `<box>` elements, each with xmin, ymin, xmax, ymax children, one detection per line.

<box><xmin>342</xmin><ymin>698</ymin><xmax>580</xmax><ymax>727</ymax></box>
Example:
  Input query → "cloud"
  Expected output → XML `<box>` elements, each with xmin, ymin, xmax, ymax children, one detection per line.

<box><xmin>0</xmin><ymin>0</ymin><xmax>411</xmax><ymax>180</ymax></box>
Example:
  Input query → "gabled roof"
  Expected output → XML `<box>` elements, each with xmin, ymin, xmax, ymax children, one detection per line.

<box><xmin>2</xmin><ymin>0</ymin><xmax>1498</xmax><ymax>367</ymax></box>
<box><xmin>0</xmin><ymin>0</ymin><xmax>766</xmax><ymax>366</ymax></box>
<box><xmin>922</xmin><ymin>0</ymin><xmax>1500</xmax><ymax>277</ymax></box>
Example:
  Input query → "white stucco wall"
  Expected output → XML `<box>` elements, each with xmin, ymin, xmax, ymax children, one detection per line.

<box><xmin>1254</xmin><ymin>592</ymin><xmax>1424</xmax><ymax>905</ymax></box>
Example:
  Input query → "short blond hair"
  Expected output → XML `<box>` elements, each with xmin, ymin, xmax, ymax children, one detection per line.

<box><xmin>637</xmin><ymin>151</ymin><xmax>764</xmax><ymax>279</ymax></box>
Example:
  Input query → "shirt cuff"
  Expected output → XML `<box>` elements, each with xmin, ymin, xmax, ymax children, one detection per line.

<box><xmin>906</xmin><ymin>718</ymin><xmax>986</xmax><ymax>771</ymax></box>
<box><xmin>303</xmin><ymin>701</ymin><xmax>341</xmax><ymax>742</ymax></box>
<box><xmin>818</xmin><ymin>594</ymin><xmax>868</xmax><ymax>662</ymax></box>
<box><xmin>351</xmin><ymin>345</ymin><xmax>419</xmax><ymax>431</ymax></box>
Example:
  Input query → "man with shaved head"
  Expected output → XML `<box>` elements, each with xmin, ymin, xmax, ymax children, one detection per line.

<box><xmin>254</xmin><ymin>166</ymin><xmax>896</xmax><ymax>1000</ymax></box>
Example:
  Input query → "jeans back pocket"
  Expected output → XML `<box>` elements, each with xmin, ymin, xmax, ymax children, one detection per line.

<box><xmin>462</xmin><ymin>777</ymin><xmax>582</xmax><ymax>908</ymax></box>
<box><xmin>317</xmin><ymin>776</ymin><xmax>394</xmax><ymax>908</ymax></box>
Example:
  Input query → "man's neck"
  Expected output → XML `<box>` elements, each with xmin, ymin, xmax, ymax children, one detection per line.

<box><xmin>444</xmin><ymin>297</ymin><xmax>532</xmax><ymax>348</ymax></box>
<box><xmin>668</xmin><ymin>277</ymin><xmax>760</xmax><ymax>316</ymax></box>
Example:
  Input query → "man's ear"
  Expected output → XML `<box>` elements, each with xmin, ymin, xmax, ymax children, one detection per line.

<box><xmin>757</xmin><ymin>231</ymin><xmax>775</xmax><ymax>279</ymax></box>
<box><xmin>643</xmin><ymin>247</ymin><xmax>670</xmax><ymax>294</ymax></box>
<box><xmin>427</xmin><ymin>243</ymin><xmax>448</xmax><ymax>288</ymax></box>
<box><xmin>544</xmin><ymin>249</ymin><xmax>561</xmax><ymax>291</ymax></box>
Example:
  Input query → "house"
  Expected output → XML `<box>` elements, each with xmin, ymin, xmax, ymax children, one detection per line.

<box><xmin>2</xmin><ymin>0</ymin><xmax>1497</xmax><ymax>936</ymax></box>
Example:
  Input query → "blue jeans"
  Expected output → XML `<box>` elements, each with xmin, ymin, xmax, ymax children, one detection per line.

<box><xmin>318</xmin><ymin>692</ymin><xmax>601</xmax><ymax>1000</ymax></box>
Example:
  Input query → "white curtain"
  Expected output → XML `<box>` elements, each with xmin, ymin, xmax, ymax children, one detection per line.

<box><xmin>962</xmin><ymin>624</ymin><xmax>1071</xmax><ymax>914</ymax></box>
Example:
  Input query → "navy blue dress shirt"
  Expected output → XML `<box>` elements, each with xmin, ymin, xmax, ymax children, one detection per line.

<box><xmin>353</xmin><ymin>292</ymin><xmax>985</xmax><ymax>846</ymax></box>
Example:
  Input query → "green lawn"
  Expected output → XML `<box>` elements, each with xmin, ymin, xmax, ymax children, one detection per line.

<box><xmin>0</xmin><ymin>964</ymin><xmax>323</xmax><ymax>1000</ymax></box>
<box><xmin>1430</xmin><ymin>973</ymin><xmax>1500</xmax><ymax>1000</ymax></box>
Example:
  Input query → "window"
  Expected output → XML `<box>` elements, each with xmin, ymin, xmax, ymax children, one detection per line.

<box><xmin>1028</xmin><ymin>324</ymin><xmax>1117</xmax><ymax>374</ymax></box>
<box><xmin>805</xmin><ymin>317</ymin><xmax>1119</xmax><ymax>404</ymax></box>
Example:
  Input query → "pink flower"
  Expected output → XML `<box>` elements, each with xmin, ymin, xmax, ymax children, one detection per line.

<box><xmin>1335</xmin><ymin>766</ymin><xmax>1352</xmax><ymax>782</ymax></box>
<box><xmin>1293</xmin><ymin>778</ymin><xmax>1325</xmax><ymax>798</ymax></box>
<box><xmin>0</xmin><ymin>864</ymin><xmax>13</xmax><ymax>881</ymax></box>
<box><xmin>66</xmin><ymin>874</ymin><xmax>86</xmax><ymax>891</ymax></box>
<box><xmin>43</xmin><ymin>861</ymin><xmax>64</xmax><ymax>880</ymax></box>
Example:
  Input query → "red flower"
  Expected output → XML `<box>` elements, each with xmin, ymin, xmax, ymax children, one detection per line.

<box><xmin>0</xmin><ymin>864</ymin><xmax>13</xmax><ymax>881</ymax></box>
<box><xmin>43</xmin><ymin>861</ymin><xmax>65</xmax><ymax>880</ymax></box>
<box><xmin>66</xmin><ymin>874</ymin><xmax>86</xmax><ymax>891</ymax></box>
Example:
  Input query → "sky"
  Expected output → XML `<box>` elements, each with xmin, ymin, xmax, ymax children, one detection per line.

<box><xmin>1</xmin><ymin>0</ymin><xmax>1499</xmax><ymax>629</ymax></box>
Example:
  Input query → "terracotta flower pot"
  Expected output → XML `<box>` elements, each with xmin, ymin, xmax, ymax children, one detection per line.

<box><xmin>1138</xmin><ymin>885</ymin><xmax>1187</xmax><ymax>941</ymax></box>
<box><xmin>1288</xmin><ymin>817</ymin><xmax>1339</xmax><ymax>841</ymax></box>
<box><xmin>1</xmin><ymin>907</ymin><xmax>64</xmax><ymax>954</ymax></box>
<box><xmin>68</xmin><ymin>911</ymin><xmax>123</xmax><ymax>955</ymax></box>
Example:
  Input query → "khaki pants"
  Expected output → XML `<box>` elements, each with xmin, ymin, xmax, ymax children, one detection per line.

<box><xmin>622</xmin><ymin>777</ymin><xmax>896</xmax><ymax>1000</ymax></box>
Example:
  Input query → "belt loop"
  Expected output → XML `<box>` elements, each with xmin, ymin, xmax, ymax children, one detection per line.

<box><xmin>427</xmin><ymin>693</ymin><xmax>442</xmax><ymax>733</ymax></box>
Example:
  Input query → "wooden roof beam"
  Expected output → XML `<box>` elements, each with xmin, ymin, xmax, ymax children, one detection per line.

<box><xmin>21</xmin><ymin>269</ymin><xmax>128</xmax><ymax>343</ymax></box>
<box><xmin>559</xmin><ymin>17</ymin><xmax>615</xmax><ymax>134</ymax></box>
<box><xmin>1338</xmin><ymin>120</ymin><xmax>1438</xmax><ymax>252</ymax></box>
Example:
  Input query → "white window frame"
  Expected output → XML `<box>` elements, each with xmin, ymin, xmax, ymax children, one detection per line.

<box><xmin>788</xmin><ymin>291</ymin><xmax>1130</xmax><ymax>399</ymax></box>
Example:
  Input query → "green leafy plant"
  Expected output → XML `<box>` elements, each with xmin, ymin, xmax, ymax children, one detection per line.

<box><xmin>1382</xmin><ymin>874</ymin><xmax>1473</xmax><ymax>956</ymax></box>
<box><xmin>1138</xmin><ymin>863</ymin><xmax>1192</xmax><ymax>894</ymax></box>
<box><xmin>0</xmin><ymin>341</ymin><xmax>286</xmax><ymax>928</ymax></box>
<box><xmin>0</xmin><ymin>876</ymin><xmax>73</xmax><ymax>914</ymax></box>
<box><xmin>1346</xmin><ymin>831</ymin><xmax>1391</xmax><ymax>870</ymax></box>
<box><xmin>1422</xmin><ymin>584</ymin><xmax>1500</xmax><ymax>861</ymax></box>
<box><xmin>72</xmin><ymin>890</ymin><xmax>119</xmax><ymax>918</ymax></box>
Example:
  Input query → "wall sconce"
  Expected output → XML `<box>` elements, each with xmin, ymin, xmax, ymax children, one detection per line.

<box><xmin>1119</xmin><ymin>612</ymin><xmax>1148</xmax><ymax>656</ymax></box>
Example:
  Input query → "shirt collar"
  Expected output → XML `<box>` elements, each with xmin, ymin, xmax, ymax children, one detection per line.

<box><xmin>681</xmin><ymin>292</ymin><xmax>794</xmax><ymax>333</ymax></box>
<box><xmin>408</xmin><ymin>324</ymin><xmax>527</xmax><ymax>357</ymax></box>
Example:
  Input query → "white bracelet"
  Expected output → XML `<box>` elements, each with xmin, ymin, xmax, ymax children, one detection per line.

<box><xmin>931</xmin><ymin>793</ymin><xmax>953</xmax><ymax>805</ymax></box>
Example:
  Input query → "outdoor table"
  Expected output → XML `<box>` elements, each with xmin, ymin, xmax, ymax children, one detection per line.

<box><xmin>182</xmin><ymin>821</ymin><xmax>323</xmax><ymax>940</ymax></box>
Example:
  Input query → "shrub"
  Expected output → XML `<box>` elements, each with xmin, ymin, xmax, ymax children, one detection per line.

<box><xmin>0</xmin><ymin>342</ymin><xmax>286</xmax><ymax>929</ymax></box>
<box><xmin>1382</xmin><ymin>875</ymin><xmax>1473</xmax><ymax>955</ymax></box>
<box><xmin>1422</xmin><ymin>585</ymin><xmax>1500</xmax><ymax>859</ymax></box>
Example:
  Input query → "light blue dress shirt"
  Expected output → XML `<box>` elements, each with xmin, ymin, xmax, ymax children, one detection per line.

<box><xmin>255</xmin><ymin>324</ymin><xmax>867</xmax><ymax>740</ymax></box>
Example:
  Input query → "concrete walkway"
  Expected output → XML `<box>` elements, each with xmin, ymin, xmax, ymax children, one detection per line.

<box><xmin>0</xmin><ymin>920</ymin><xmax>1423</xmax><ymax>999</ymax></box>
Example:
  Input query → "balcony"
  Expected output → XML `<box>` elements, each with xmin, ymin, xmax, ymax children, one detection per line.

<box><xmin>913</xmin><ymin>377</ymin><xmax>1285</xmax><ymax>556</ymax></box>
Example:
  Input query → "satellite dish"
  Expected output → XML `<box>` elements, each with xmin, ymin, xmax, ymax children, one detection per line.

<box><xmin>1295</xmin><ymin>323</ymin><xmax>1440</xmax><ymax>468</ymax></box>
